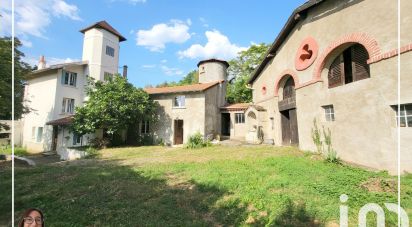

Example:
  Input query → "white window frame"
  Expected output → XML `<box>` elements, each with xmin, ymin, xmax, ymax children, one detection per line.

<box><xmin>394</xmin><ymin>104</ymin><xmax>412</xmax><ymax>127</ymax></box>
<box><xmin>31</xmin><ymin>127</ymin><xmax>36</xmax><ymax>140</ymax></box>
<box><xmin>62</xmin><ymin>71</ymin><xmax>77</xmax><ymax>87</ymax></box>
<box><xmin>323</xmin><ymin>105</ymin><xmax>335</xmax><ymax>122</ymax></box>
<box><xmin>36</xmin><ymin>127</ymin><xmax>43</xmax><ymax>143</ymax></box>
<box><xmin>235</xmin><ymin>113</ymin><xmax>245</xmax><ymax>124</ymax></box>
<box><xmin>62</xmin><ymin>98</ymin><xmax>75</xmax><ymax>114</ymax></box>
<box><xmin>173</xmin><ymin>95</ymin><xmax>186</xmax><ymax>108</ymax></box>
<box><xmin>141</xmin><ymin>121</ymin><xmax>150</xmax><ymax>134</ymax></box>
<box><xmin>106</xmin><ymin>45</ymin><xmax>115</xmax><ymax>57</ymax></box>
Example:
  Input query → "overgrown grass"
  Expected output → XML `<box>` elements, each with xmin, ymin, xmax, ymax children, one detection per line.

<box><xmin>0</xmin><ymin>145</ymin><xmax>410</xmax><ymax>226</ymax></box>
<box><xmin>0</xmin><ymin>146</ymin><xmax>28</xmax><ymax>156</ymax></box>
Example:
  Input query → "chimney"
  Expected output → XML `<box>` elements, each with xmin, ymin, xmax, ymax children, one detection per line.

<box><xmin>38</xmin><ymin>55</ymin><xmax>46</xmax><ymax>69</ymax></box>
<box><xmin>122</xmin><ymin>65</ymin><xmax>128</xmax><ymax>78</ymax></box>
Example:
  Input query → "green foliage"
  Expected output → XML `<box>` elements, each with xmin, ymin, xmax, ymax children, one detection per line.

<box><xmin>311</xmin><ymin>119</ymin><xmax>340</xmax><ymax>163</ymax></box>
<box><xmin>71</xmin><ymin>76</ymin><xmax>158</xmax><ymax>144</ymax></box>
<box><xmin>0</xmin><ymin>37</ymin><xmax>33</xmax><ymax>130</ymax></box>
<box><xmin>85</xmin><ymin>147</ymin><xmax>100</xmax><ymax>159</ymax></box>
<box><xmin>0</xmin><ymin>146</ymin><xmax>28</xmax><ymax>156</ymax></box>
<box><xmin>154</xmin><ymin>70</ymin><xmax>199</xmax><ymax>88</ymax></box>
<box><xmin>311</xmin><ymin>119</ymin><xmax>322</xmax><ymax>154</ymax></box>
<box><xmin>226</xmin><ymin>43</ymin><xmax>270</xmax><ymax>104</ymax></box>
<box><xmin>89</xmin><ymin>137</ymin><xmax>110</xmax><ymax>149</ymax></box>
<box><xmin>138</xmin><ymin>134</ymin><xmax>154</xmax><ymax>146</ymax></box>
<box><xmin>186</xmin><ymin>132</ymin><xmax>211</xmax><ymax>149</ymax></box>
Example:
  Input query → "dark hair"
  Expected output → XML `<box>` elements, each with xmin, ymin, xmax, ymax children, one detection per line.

<box><xmin>18</xmin><ymin>208</ymin><xmax>44</xmax><ymax>227</ymax></box>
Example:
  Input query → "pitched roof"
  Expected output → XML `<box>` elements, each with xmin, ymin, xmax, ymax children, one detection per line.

<box><xmin>80</xmin><ymin>20</ymin><xmax>126</xmax><ymax>42</ymax></box>
<box><xmin>144</xmin><ymin>81</ymin><xmax>224</xmax><ymax>95</ymax></box>
<box><xmin>220</xmin><ymin>103</ymin><xmax>250</xmax><ymax>111</ymax></box>
<box><xmin>197</xmin><ymin>59</ymin><xmax>230</xmax><ymax>68</ymax></box>
<box><xmin>248</xmin><ymin>0</ymin><xmax>326</xmax><ymax>84</ymax></box>
<box><xmin>27</xmin><ymin>61</ymin><xmax>88</xmax><ymax>79</ymax></box>
<box><xmin>46</xmin><ymin>116</ymin><xmax>74</xmax><ymax>126</ymax></box>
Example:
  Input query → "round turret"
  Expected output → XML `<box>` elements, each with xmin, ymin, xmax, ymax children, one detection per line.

<box><xmin>197</xmin><ymin>59</ymin><xmax>229</xmax><ymax>84</ymax></box>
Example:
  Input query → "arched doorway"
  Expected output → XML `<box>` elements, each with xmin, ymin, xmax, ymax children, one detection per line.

<box><xmin>278</xmin><ymin>76</ymin><xmax>299</xmax><ymax>146</ymax></box>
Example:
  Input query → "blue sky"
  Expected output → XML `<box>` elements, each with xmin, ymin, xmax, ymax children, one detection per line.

<box><xmin>0</xmin><ymin>0</ymin><xmax>307</xmax><ymax>87</ymax></box>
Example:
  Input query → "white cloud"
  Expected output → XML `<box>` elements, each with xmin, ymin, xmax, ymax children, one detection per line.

<box><xmin>0</xmin><ymin>0</ymin><xmax>81</xmax><ymax>46</ymax></box>
<box><xmin>160</xmin><ymin>59</ymin><xmax>167</xmax><ymax>63</ymax></box>
<box><xmin>141</xmin><ymin>64</ymin><xmax>156</xmax><ymax>68</ymax></box>
<box><xmin>52</xmin><ymin>0</ymin><xmax>81</xmax><ymax>21</ymax></box>
<box><xmin>136</xmin><ymin>19</ymin><xmax>191</xmax><ymax>52</ymax></box>
<box><xmin>178</xmin><ymin>30</ymin><xmax>246</xmax><ymax>60</ymax></box>
<box><xmin>199</xmin><ymin>17</ymin><xmax>209</xmax><ymax>28</ymax></box>
<box><xmin>161</xmin><ymin>65</ymin><xmax>184</xmax><ymax>76</ymax></box>
<box><xmin>24</xmin><ymin>55</ymin><xmax>79</xmax><ymax>67</ymax></box>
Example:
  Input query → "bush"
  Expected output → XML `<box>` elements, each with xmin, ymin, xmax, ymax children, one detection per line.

<box><xmin>0</xmin><ymin>146</ymin><xmax>28</xmax><ymax>156</ymax></box>
<box><xmin>89</xmin><ymin>137</ymin><xmax>110</xmax><ymax>149</ymax></box>
<box><xmin>138</xmin><ymin>134</ymin><xmax>154</xmax><ymax>146</ymax></box>
<box><xmin>85</xmin><ymin>147</ymin><xmax>100</xmax><ymax>159</ymax></box>
<box><xmin>186</xmin><ymin>132</ymin><xmax>211</xmax><ymax>149</ymax></box>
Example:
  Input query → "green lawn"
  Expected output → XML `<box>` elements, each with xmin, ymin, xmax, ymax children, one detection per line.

<box><xmin>0</xmin><ymin>146</ymin><xmax>28</xmax><ymax>156</ymax></box>
<box><xmin>0</xmin><ymin>145</ymin><xmax>411</xmax><ymax>226</ymax></box>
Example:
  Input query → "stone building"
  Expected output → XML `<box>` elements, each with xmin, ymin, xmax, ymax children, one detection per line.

<box><xmin>246</xmin><ymin>0</ymin><xmax>412</xmax><ymax>173</ymax></box>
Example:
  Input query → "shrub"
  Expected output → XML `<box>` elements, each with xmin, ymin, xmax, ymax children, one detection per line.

<box><xmin>85</xmin><ymin>147</ymin><xmax>100</xmax><ymax>159</ymax></box>
<box><xmin>322</xmin><ymin>126</ymin><xmax>340</xmax><ymax>164</ymax></box>
<box><xmin>138</xmin><ymin>134</ymin><xmax>154</xmax><ymax>146</ymax></box>
<box><xmin>311</xmin><ymin>119</ymin><xmax>322</xmax><ymax>154</ymax></box>
<box><xmin>186</xmin><ymin>132</ymin><xmax>211</xmax><ymax>149</ymax></box>
<box><xmin>89</xmin><ymin>137</ymin><xmax>110</xmax><ymax>149</ymax></box>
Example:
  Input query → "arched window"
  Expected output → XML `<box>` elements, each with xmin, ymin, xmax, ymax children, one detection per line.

<box><xmin>283</xmin><ymin>77</ymin><xmax>295</xmax><ymax>99</ymax></box>
<box><xmin>328</xmin><ymin>44</ymin><xmax>370</xmax><ymax>88</ymax></box>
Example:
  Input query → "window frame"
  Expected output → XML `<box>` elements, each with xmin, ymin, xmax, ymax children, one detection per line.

<box><xmin>322</xmin><ymin>105</ymin><xmax>335</xmax><ymax>122</ymax></box>
<box><xmin>141</xmin><ymin>121</ymin><xmax>150</xmax><ymax>134</ymax></box>
<box><xmin>62</xmin><ymin>98</ymin><xmax>75</xmax><ymax>114</ymax></box>
<box><xmin>61</xmin><ymin>71</ymin><xmax>77</xmax><ymax>87</ymax></box>
<box><xmin>173</xmin><ymin>95</ymin><xmax>186</xmax><ymax>108</ymax></box>
<box><xmin>235</xmin><ymin>113</ymin><xmax>245</xmax><ymax>124</ymax></box>
<box><xmin>31</xmin><ymin>127</ymin><xmax>36</xmax><ymax>140</ymax></box>
<box><xmin>393</xmin><ymin>104</ymin><xmax>412</xmax><ymax>127</ymax></box>
<box><xmin>106</xmin><ymin>45</ymin><xmax>115</xmax><ymax>57</ymax></box>
<box><xmin>72</xmin><ymin>133</ymin><xmax>82</xmax><ymax>145</ymax></box>
<box><xmin>36</xmin><ymin>127</ymin><xmax>43</xmax><ymax>143</ymax></box>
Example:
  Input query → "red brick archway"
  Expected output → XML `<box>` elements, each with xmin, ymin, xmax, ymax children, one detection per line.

<box><xmin>313</xmin><ymin>33</ymin><xmax>381</xmax><ymax>81</ymax></box>
<box><xmin>274</xmin><ymin>69</ymin><xmax>299</xmax><ymax>96</ymax></box>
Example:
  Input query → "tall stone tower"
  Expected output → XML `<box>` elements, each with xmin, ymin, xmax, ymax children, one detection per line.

<box><xmin>80</xmin><ymin>21</ymin><xmax>126</xmax><ymax>81</ymax></box>
<box><xmin>197</xmin><ymin>58</ymin><xmax>229</xmax><ymax>108</ymax></box>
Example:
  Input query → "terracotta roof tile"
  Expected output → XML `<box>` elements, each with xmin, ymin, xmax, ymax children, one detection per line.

<box><xmin>144</xmin><ymin>81</ymin><xmax>223</xmax><ymax>95</ymax></box>
<box><xmin>46</xmin><ymin>116</ymin><xmax>74</xmax><ymax>126</ymax></box>
<box><xmin>80</xmin><ymin>20</ymin><xmax>126</xmax><ymax>42</ymax></box>
<box><xmin>220</xmin><ymin>103</ymin><xmax>250</xmax><ymax>111</ymax></box>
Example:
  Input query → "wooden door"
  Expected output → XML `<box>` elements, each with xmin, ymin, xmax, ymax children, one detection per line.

<box><xmin>280</xmin><ymin>110</ymin><xmax>291</xmax><ymax>145</ymax></box>
<box><xmin>221</xmin><ymin>113</ymin><xmax>231</xmax><ymax>136</ymax></box>
<box><xmin>289</xmin><ymin>108</ymin><xmax>299</xmax><ymax>145</ymax></box>
<box><xmin>51</xmin><ymin>126</ymin><xmax>58</xmax><ymax>151</ymax></box>
<box><xmin>174</xmin><ymin>120</ymin><xmax>184</xmax><ymax>145</ymax></box>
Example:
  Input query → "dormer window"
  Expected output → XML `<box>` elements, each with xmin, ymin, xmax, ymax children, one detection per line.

<box><xmin>106</xmin><ymin>45</ymin><xmax>115</xmax><ymax>57</ymax></box>
<box><xmin>61</xmin><ymin>71</ymin><xmax>77</xmax><ymax>87</ymax></box>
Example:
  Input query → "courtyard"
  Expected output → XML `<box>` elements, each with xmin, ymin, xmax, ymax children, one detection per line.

<box><xmin>1</xmin><ymin>145</ymin><xmax>411</xmax><ymax>226</ymax></box>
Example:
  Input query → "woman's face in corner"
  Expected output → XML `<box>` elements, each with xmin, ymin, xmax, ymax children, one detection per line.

<box><xmin>24</xmin><ymin>210</ymin><xmax>42</xmax><ymax>227</ymax></box>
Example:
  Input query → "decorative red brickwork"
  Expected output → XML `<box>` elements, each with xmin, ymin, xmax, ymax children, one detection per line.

<box><xmin>295</xmin><ymin>36</ymin><xmax>319</xmax><ymax>71</ymax></box>
<box><xmin>368</xmin><ymin>43</ymin><xmax>412</xmax><ymax>64</ymax></box>
<box><xmin>274</xmin><ymin>69</ymin><xmax>299</xmax><ymax>96</ymax></box>
<box><xmin>313</xmin><ymin>33</ymin><xmax>381</xmax><ymax>80</ymax></box>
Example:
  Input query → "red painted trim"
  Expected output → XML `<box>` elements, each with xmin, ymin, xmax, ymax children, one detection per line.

<box><xmin>274</xmin><ymin>69</ymin><xmax>299</xmax><ymax>96</ymax></box>
<box><xmin>368</xmin><ymin>43</ymin><xmax>412</xmax><ymax>64</ymax></box>
<box><xmin>313</xmin><ymin>33</ymin><xmax>381</xmax><ymax>80</ymax></box>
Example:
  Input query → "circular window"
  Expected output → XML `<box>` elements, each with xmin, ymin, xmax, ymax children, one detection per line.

<box><xmin>295</xmin><ymin>37</ymin><xmax>318</xmax><ymax>71</ymax></box>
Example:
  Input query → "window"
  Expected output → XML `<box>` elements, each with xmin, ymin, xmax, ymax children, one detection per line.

<box><xmin>235</xmin><ymin>113</ymin><xmax>245</xmax><ymax>124</ymax></box>
<box><xmin>141</xmin><ymin>121</ymin><xmax>150</xmax><ymax>134</ymax></box>
<box><xmin>62</xmin><ymin>98</ymin><xmax>75</xmax><ymax>114</ymax></box>
<box><xmin>328</xmin><ymin>44</ymin><xmax>370</xmax><ymax>88</ymax></box>
<box><xmin>106</xmin><ymin>45</ymin><xmax>115</xmax><ymax>57</ymax></box>
<box><xmin>61</xmin><ymin>71</ymin><xmax>77</xmax><ymax>87</ymax></box>
<box><xmin>323</xmin><ymin>105</ymin><xmax>335</xmax><ymax>121</ymax></box>
<box><xmin>36</xmin><ymin>127</ymin><xmax>43</xmax><ymax>143</ymax></box>
<box><xmin>72</xmin><ymin>133</ymin><xmax>82</xmax><ymax>145</ymax></box>
<box><xmin>393</xmin><ymin>104</ymin><xmax>412</xmax><ymax>127</ymax></box>
<box><xmin>31</xmin><ymin>127</ymin><xmax>36</xmax><ymax>140</ymax></box>
<box><xmin>104</xmin><ymin>72</ymin><xmax>113</xmax><ymax>81</ymax></box>
<box><xmin>173</xmin><ymin>96</ymin><xmax>185</xmax><ymax>108</ymax></box>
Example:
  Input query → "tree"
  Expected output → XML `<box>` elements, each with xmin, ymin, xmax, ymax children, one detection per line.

<box><xmin>226</xmin><ymin>43</ymin><xmax>270</xmax><ymax>104</ymax></box>
<box><xmin>0</xmin><ymin>37</ymin><xmax>33</xmax><ymax>130</ymax></box>
<box><xmin>155</xmin><ymin>70</ymin><xmax>198</xmax><ymax>88</ymax></box>
<box><xmin>71</xmin><ymin>76</ymin><xmax>158</xmax><ymax>144</ymax></box>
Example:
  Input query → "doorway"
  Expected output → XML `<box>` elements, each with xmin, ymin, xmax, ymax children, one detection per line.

<box><xmin>51</xmin><ymin>126</ymin><xmax>58</xmax><ymax>151</ymax></box>
<box><xmin>279</xmin><ymin>76</ymin><xmax>299</xmax><ymax>146</ymax></box>
<box><xmin>221</xmin><ymin>113</ymin><xmax>231</xmax><ymax>136</ymax></box>
<box><xmin>174</xmin><ymin>120</ymin><xmax>184</xmax><ymax>145</ymax></box>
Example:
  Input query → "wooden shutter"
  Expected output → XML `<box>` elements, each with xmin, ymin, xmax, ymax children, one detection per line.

<box><xmin>328</xmin><ymin>55</ymin><xmax>344</xmax><ymax>88</ymax></box>
<box><xmin>351</xmin><ymin>44</ymin><xmax>370</xmax><ymax>81</ymax></box>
